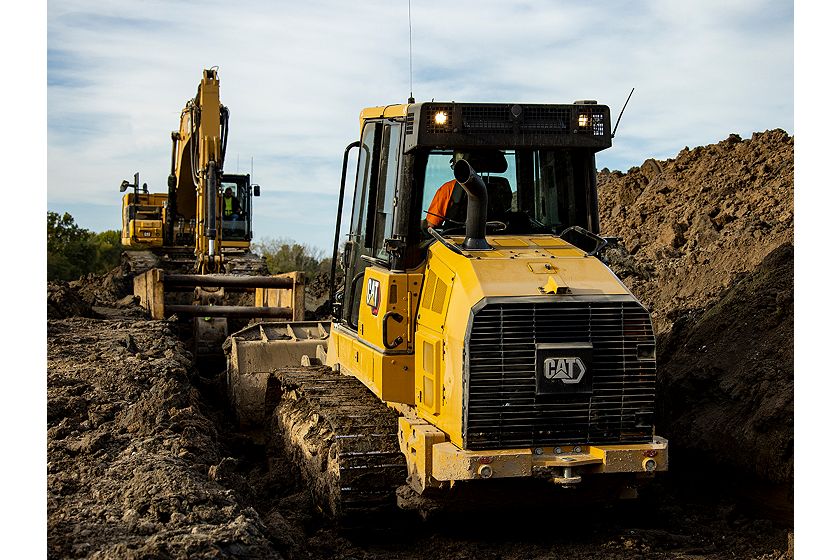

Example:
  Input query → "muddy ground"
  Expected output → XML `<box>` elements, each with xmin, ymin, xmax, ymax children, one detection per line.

<box><xmin>47</xmin><ymin>316</ymin><xmax>792</xmax><ymax>560</ymax></box>
<box><xmin>47</xmin><ymin>130</ymin><xmax>794</xmax><ymax>558</ymax></box>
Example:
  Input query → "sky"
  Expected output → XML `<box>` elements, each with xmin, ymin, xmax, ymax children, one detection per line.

<box><xmin>46</xmin><ymin>0</ymin><xmax>793</xmax><ymax>251</ymax></box>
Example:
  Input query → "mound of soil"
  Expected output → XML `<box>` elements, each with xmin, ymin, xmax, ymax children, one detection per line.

<box><xmin>47</xmin><ymin>318</ymin><xmax>283</xmax><ymax>558</ymax></box>
<box><xmin>658</xmin><ymin>243</ymin><xmax>793</xmax><ymax>485</ymax></box>
<box><xmin>70</xmin><ymin>264</ymin><xmax>134</xmax><ymax>308</ymax></box>
<box><xmin>48</xmin><ymin>282</ymin><xmax>93</xmax><ymax>319</ymax></box>
<box><xmin>598</xmin><ymin>129</ymin><xmax>793</xmax><ymax>335</ymax></box>
<box><xmin>305</xmin><ymin>271</ymin><xmax>341</xmax><ymax>319</ymax></box>
<box><xmin>598</xmin><ymin>130</ymin><xmax>794</xmax><ymax>493</ymax></box>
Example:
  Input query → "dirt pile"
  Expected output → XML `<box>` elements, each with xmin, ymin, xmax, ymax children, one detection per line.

<box><xmin>598</xmin><ymin>129</ymin><xmax>793</xmax><ymax>335</ymax></box>
<box><xmin>47</xmin><ymin>318</ymin><xmax>284</xmax><ymax>558</ymax></box>
<box><xmin>658</xmin><ymin>243</ymin><xmax>793</xmax><ymax>485</ymax></box>
<box><xmin>70</xmin><ymin>264</ymin><xmax>134</xmax><ymax>308</ymax></box>
<box><xmin>48</xmin><ymin>263</ymin><xmax>148</xmax><ymax>320</ymax></box>
<box><xmin>598</xmin><ymin>130</ymin><xmax>793</xmax><ymax>494</ymax></box>
<box><xmin>305</xmin><ymin>271</ymin><xmax>341</xmax><ymax>319</ymax></box>
<box><xmin>48</xmin><ymin>282</ymin><xmax>93</xmax><ymax>319</ymax></box>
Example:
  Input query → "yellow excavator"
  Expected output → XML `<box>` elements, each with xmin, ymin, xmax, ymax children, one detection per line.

<box><xmin>119</xmin><ymin>68</ymin><xmax>263</xmax><ymax>275</ymax></box>
<box><xmin>122</xmin><ymin>69</ymin><xmax>305</xmax><ymax>364</ymax></box>
<box><xmin>227</xmin><ymin>100</ymin><xmax>668</xmax><ymax>519</ymax></box>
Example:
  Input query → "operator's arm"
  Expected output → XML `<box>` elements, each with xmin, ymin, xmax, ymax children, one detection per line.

<box><xmin>425</xmin><ymin>180</ymin><xmax>456</xmax><ymax>228</ymax></box>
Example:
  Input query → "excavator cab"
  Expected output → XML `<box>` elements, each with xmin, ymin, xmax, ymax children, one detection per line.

<box><xmin>220</xmin><ymin>173</ymin><xmax>257</xmax><ymax>243</ymax></box>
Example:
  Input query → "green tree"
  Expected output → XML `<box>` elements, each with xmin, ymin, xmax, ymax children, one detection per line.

<box><xmin>253</xmin><ymin>238</ymin><xmax>330</xmax><ymax>278</ymax></box>
<box><xmin>89</xmin><ymin>229</ymin><xmax>123</xmax><ymax>272</ymax></box>
<box><xmin>47</xmin><ymin>212</ymin><xmax>124</xmax><ymax>281</ymax></box>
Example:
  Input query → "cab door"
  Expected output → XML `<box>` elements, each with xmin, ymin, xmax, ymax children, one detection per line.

<box><xmin>332</xmin><ymin>118</ymin><xmax>416</xmax><ymax>404</ymax></box>
<box><xmin>341</xmin><ymin>119</ymin><xmax>403</xmax><ymax>329</ymax></box>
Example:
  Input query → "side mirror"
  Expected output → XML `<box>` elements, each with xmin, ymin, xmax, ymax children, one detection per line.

<box><xmin>119</xmin><ymin>181</ymin><xmax>129</xmax><ymax>192</ymax></box>
<box><xmin>253</xmin><ymin>185</ymin><xmax>261</xmax><ymax>197</ymax></box>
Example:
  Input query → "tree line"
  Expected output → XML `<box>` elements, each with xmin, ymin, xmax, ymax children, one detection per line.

<box><xmin>252</xmin><ymin>238</ymin><xmax>331</xmax><ymax>278</ymax></box>
<box><xmin>47</xmin><ymin>211</ymin><xmax>330</xmax><ymax>281</ymax></box>
<box><xmin>47</xmin><ymin>212</ymin><xmax>123</xmax><ymax>281</ymax></box>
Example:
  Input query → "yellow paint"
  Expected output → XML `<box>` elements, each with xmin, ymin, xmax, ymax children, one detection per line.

<box><xmin>358</xmin><ymin>104</ymin><xmax>409</xmax><ymax>131</ymax></box>
<box><xmin>357</xmin><ymin>266</ymin><xmax>423</xmax><ymax>354</ymax></box>
<box><xmin>327</xmin><ymin>325</ymin><xmax>414</xmax><ymax>404</ymax></box>
<box><xmin>408</xmin><ymin>235</ymin><xmax>632</xmax><ymax>446</ymax></box>
<box><xmin>398</xmin><ymin>416</ymin><xmax>448</xmax><ymax>493</ymax></box>
<box><xmin>121</xmin><ymin>192</ymin><xmax>168</xmax><ymax>247</ymax></box>
<box><xmin>399</xmin><ymin>415</ymin><xmax>667</xmax><ymax>490</ymax></box>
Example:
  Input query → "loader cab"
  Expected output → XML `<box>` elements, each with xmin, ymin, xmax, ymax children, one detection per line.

<box><xmin>220</xmin><ymin>173</ymin><xmax>256</xmax><ymax>244</ymax></box>
<box><xmin>335</xmin><ymin>102</ymin><xmax>611</xmax><ymax>328</ymax></box>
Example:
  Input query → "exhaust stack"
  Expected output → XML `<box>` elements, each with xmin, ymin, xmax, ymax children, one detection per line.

<box><xmin>453</xmin><ymin>159</ymin><xmax>492</xmax><ymax>251</ymax></box>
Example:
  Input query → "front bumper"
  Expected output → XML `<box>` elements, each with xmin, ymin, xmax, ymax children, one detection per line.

<box><xmin>399</xmin><ymin>416</ymin><xmax>668</xmax><ymax>493</ymax></box>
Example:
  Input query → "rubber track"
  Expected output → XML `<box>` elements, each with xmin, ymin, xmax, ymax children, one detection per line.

<box><xmin>267</xmin><ymin>366</ymin><xmax>407</xmax><ymax>521</ymax></box>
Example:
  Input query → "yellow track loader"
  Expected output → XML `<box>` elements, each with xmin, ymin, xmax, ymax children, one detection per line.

<box><xmin>226</xmin><ymin>100</ymin><xmax>668</xmax><ymax>519</ymax></box>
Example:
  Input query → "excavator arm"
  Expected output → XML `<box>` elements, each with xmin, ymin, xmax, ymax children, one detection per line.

<box><xmin>167</xmin><ymin>68</ymin><xmax>229</xmax><ymax>272</ymax></box>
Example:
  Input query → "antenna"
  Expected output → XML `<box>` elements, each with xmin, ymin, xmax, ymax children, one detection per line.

<box><xmin>407</xmin><ymin>0</ymin><xmax>415</xmax><ymax>103</ymax></box>
<box><xmin>611</xmin><ymin>87</ymin><xmax>635</xmax><ymax>138</ymax></box>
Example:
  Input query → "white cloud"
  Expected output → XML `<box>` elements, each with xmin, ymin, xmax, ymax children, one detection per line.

<box><xmin>48</xmin><ymin>0</ymin><xmax>792</xmax><ymax>248</ymax></box>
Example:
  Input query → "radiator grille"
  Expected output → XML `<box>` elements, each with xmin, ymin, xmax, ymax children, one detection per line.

<box><xmin>465</xmin><ymin>299</ymin><xmax>656</xmax><ymax>450</ymax></box>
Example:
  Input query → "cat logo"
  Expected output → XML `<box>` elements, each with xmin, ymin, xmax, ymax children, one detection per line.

<box><xmin>543</xmin><ymin>357</ymin><xmax>587</xmax><ymax>384</ymax></box>
<box><xmin>366</xmin><ymin>278</ymin><xmax>381</xmax><ymax>316</ymax></box>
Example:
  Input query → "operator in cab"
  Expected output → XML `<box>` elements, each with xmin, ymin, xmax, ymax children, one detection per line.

<box><xmin>223</xmin><ymin>187</ymin><xmax>242</xmax><ymax>219</ymax></box>
<box><xmin>423</xmin><ymin>150</ymin><xmax>512</xmax><ymax>230</ymax></box>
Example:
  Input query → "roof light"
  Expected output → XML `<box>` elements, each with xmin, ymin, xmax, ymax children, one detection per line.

<box><xmin>578</xmin><ymin>114</ymin><xmax>590</xmax><ymax>128</ymax></box>
<box><xmin>434</xmin><ymin>111</ymin><xmax>448</xmax><ymax>125</ymax></box>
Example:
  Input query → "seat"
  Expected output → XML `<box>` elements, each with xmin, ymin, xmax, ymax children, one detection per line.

<box><xmin>485</xmin><ymin>176</ymin><xmax>513</xmax><ymax>220</ymax></box>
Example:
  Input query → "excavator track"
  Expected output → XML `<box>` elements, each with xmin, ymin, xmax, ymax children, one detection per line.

<box><xmin>122</xmin><ymin>248</ymin><xmax>198</xmax><ymax>276</ymax></box>
<box><xmin>265</xmin><ymin>366</ymin><xmax>407</xmax><ymax>522</ymax></box>
<box><xmin>122</xmin><ymin>248</ymin><xmax>268</xmax><ymax>277</ymax></box>
<box><xmin>221</xmin><ymin>251</ymin><xmax>269</xmax><ymax>276</ymax></box>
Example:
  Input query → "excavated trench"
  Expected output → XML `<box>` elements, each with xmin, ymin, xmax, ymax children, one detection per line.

<box><xmin>48</xmin><ymin>130</ymin><xmax>794</xmax><ymax>558</ymax></box>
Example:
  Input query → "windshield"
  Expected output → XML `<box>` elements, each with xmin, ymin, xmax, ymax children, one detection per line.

<box><xmin>420</xmin><ymin>148</ymin><xmax>595</xmax><ymax>235</ymax></box>
<box><xmin>221</xmin><ymin>179</ymin><xmax>250</xmax><ymax>241</ymax></box>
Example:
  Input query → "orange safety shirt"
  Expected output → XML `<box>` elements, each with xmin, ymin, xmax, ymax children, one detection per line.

<box><xmin>426</xmin><ymin>180</ymin><xmax>458</xmax><ymax>227</ymax></box>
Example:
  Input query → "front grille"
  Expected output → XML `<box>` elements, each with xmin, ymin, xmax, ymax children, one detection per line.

<box><xmin>465</xmin><ymin>299</ymin><xmax>656</xmax><ymax>450</ymax></box>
